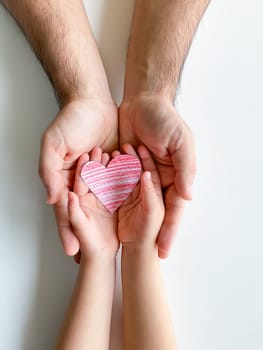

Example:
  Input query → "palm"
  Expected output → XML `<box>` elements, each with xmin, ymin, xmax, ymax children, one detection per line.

<box><xmin>41</xmin><ymin>98</ymin><xmax>118</xmax><ymax>193</ymax></box>
<box><xmin>120</xmin><ymin>96</ymin><xmax>185</xmax><ymax>186</ymax></box>
<box><xmin>79</xmin><ymin>192</ymin><xmax>116</xmax><ymax>238</ymax></box>
<box><xmin>73</xmin><ymin>150</ymin><xmax>118</xmax><ymax>257</ymax></box>
<box><xmin>77</xmin><ymin>192</ymin><xmax>118</xmax><ymax>254</ymax></box>
<box><xmin>118</xmin><ymin>145</ymin><xmax>164</xmax><ymax>245</ymax></box>
<box><xmin>118</xmin><ymin>183</ymin><xmax>142</xmax><ymax>243</ymax></box>
<box><xmin>39</xmin><ymin>98</ymin><xmax>118</xmax><ymax>256</ymax></box>
<box><xmin>119</xmin><ymin>96</ymin><xmax>196</xmax><ymax>258</ymax></box>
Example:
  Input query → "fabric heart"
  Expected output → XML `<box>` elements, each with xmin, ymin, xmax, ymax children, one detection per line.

<box><xmin>80</xmin><ymin>155</ymin><xmax>142</xmax><ymax>213</ymax></box>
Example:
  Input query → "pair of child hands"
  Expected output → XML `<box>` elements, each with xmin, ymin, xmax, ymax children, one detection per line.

<box><xmin>68</xmin><ymin>144</ymin><xmax>165</xmax><ymax>263</ymax></box>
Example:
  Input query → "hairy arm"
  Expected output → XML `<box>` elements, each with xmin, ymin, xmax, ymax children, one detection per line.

<box><xmin>120</xmin><ymin>0</ymin><xmax>210</xmax><ymax>257</ymax></box>
<box><xmin>1</xmin><ymin>0</ymin><xmax>112</xmax><ymax>105</ymax></box>
<box><xmin>1</xmin><ymin>0</ymin><xmax>118</xmax><ymax>256</ymax></box>
<box><xmin>124</xmin><ymin>0</ymin><xmax>210</xmax><ymax>101</ymax></box>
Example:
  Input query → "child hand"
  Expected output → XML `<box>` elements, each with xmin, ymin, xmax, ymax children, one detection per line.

<box><xmin>118</xmin><ymin>144</ymin><xmax>165</xmax><ymax>249</ymax></box>
<box><xmin>68</xmin><ymin>147</ymin><xmax>119</xmax><ymax>262</ymax></box>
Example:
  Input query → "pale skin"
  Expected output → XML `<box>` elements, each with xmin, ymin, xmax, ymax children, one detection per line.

<box><xmin>55</xmin><ymin>148</ymin><xmax>119</xmax><ymax>350</ymax></box>
<box><xmin>119</xmin><ymin>144</ymin><xmax>177</xmax><ymax>350</ymax></box>
<box><xmin>1</xmin><ymin>0</ymin><xmax>210</xmax><ymax>257</ymax></box>
<box><xmin>56</xmin><ymin>145</ymin><xmax>176</xmax><ymax>350</ymax></box>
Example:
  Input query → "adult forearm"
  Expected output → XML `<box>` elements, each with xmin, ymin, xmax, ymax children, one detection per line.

<box><xmin>121</xmin><ymin>245</ymin><xmax>176</xmax><ymax>350</ymax></box>
<box><xmin>2</xmin><ymin>0</ymin><xmax>112</xmax><ymax>105</ymax></box>
<box><xmin>55</xmin><ymin>258</ymin><xmax>116</xmax><ymax>350</ymax></box>
<box><xmin>124</xmin><ymin>0</ymin><xmax>210</xmax><ymax>101</ymax></box>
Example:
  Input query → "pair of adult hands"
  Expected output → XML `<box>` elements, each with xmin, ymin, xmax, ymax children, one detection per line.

<box><xmin>39</xmin><ymin>94</ymin><xmax>196</xmax><ymax>259</ymax></box>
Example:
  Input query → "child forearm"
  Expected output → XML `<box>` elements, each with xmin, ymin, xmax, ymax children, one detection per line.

<box><xmin>55</xmin><ymin>257</ymin><xmax>116</xmax><ymax>350</ymax></box>
<box><xmin>121</xmin><ymin>244</ymin><xmax>176</xmax><ymax>350</ymax></box>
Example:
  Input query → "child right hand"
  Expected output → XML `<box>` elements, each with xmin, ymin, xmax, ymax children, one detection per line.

<box><xmin>118</xmin><ymin>144</ymin><xmax>165</xmax><ymax>250</ymax></box>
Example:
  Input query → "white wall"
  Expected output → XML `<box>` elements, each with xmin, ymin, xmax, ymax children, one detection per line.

<box><xmin>1</xmin><ymin>1</ymin><xmax>262</xmax><ymax>349</ymax></box>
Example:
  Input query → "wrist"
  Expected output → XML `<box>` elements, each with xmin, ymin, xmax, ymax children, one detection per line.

<box><xmin>123</xmin><ymin>72</ymin><xmax>176</xmax><ymax>104</ymax></box>
<box><xmin>121</xmin><ymin>243</ymin><xmax>160</xmax><ymax>276</ymax></box>
<box><xmin>61</xmin><ymin>94</ymin><xmax>116</xmax><ymax>112</ymax></box>
<box><xmin>122</xmin><ymin>241</ymin><xmax>159</xmax><ymax>261</ymax></box>
<box><xmin>121</xmin><ymin>91</ymin><xmax>174</xmax><ymax>109</ymax></box>
<box><xmin>80</xmin><ymin>254</ymin><xmax>117</xmax><ymax>270</ymax></box>
<box><xmin>58</xmin><ymin>82</ymin><xmax>114</xmax><ymax>109</ymax></box>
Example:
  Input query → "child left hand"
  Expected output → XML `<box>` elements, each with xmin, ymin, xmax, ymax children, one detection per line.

<box><xmin>68</xmin><ymin>147</ymin><xmax>119</xmax><ymax>263</ymax></box>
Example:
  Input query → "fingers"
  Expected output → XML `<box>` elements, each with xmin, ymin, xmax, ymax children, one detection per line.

<box><xmin>54</xmin><ymin>193</ymin><xmax>80</xmax><ymax>256</ymax></box>
<box><xmin>157</xmin><ymin>185</ymin><xmax>185</xmax><ymax>259</ymax></box>
<box><xmin>138</xmin><ymin>145</ymin><xmax>162</xmax><ymax>197</ymax></box>
<box><xmin>74</xmin><ymin>148</ymin><xmax>111</xmax><ymax>195</ymax></box>
<box><xmin>112</xmin><ymin>150</ymin><xmax>121</xmax><ymax>158</ymax></box>
<box><xmin>73</xmin><ymin>153</ymin><xmax>90</xmax><ymax>196</ymax></box>
<box><xmin>67</xmin><ymin>191</ymin><xmax>88</xmax><ymax>236</ymax></box>
<box><xmin>123</xmin><ymin>143</ymin><xmax>163</xmax><ymax>202</ymax></box>
<box><xmin>172</xmin><ymin>131</ymin><xmax>196</xmax><ymax>200</ymax></box>
<box><xmin>122</xmin><ymin>143</ymin><xmax>138</xmax><ymax>157</ymax></box>
<box><xmin>39</xmin><ymin>135</ymin><xmax>65</xmax><ymax>204</ymax></box>
<box><xmin>141</xmin><ymin>171</ymin><xmax>160</xmax><ymax>212</ymax></box>
<box><xmin>90</xmin><ymin>146</ymin><xmax>102</xmax><ymax>162</ymax></box>
<box><xmin>101</xmin><ymin>152</ymin><xmax>110</xmax><ymax>166</ymax></box>
<box><xmin>123</xmin><ymin>144</ymin><xmax>162</xmax><ymax>190</ymax></box>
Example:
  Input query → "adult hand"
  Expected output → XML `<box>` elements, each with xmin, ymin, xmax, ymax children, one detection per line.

<box><xmin>119</xmin><ymin>94</ymin><xmax>196</xmax><ymax>258</ymax></box>
<box><xmin>39</xmin><ymin>98</ymin><xmax>118</xmax><ymax>256</ymax></box>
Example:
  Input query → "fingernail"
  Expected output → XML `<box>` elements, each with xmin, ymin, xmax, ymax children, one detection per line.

<box><xmin>144</xmin><ymin>171</ymin><xmax>151</xmax><ymax>180</ymax></box>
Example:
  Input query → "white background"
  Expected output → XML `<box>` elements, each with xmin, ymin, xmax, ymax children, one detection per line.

<box><xmin>1</xmin><ymin>1</ymin><xmax>262</xmax><ymax>349</ymax></box>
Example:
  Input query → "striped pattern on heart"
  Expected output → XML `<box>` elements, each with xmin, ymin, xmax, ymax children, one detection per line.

<box><xmin>80</xmin><ymin>155</ymin><xmax>142</xmax><ymax>213</ymax></box>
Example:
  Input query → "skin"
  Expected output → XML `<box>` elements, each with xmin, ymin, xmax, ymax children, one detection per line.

<box><xmin>120</xmin><ymin>97</ymin><xmax>195</xmax><ymax>258</ymax></box>
<box><xmin>118</xmin><ymin>145</ymin><xmax>177</xmax><ymax>350</ymax></box>
<box><xmin>40</xmin><ymin>99</ymin><xmax>117</xmax><ymax>256</ymax></box>
<box><xmin>1</xmin><ymin>0</ymin><xmax>118</xmax><ymax>256</ymax></box>
<box><xmin>1</xmin><ymin>0</ymin><xmax>210</xmax><ymax>258</ymax></box>
<box><xmin>56</xmin><ymin>146</ymin><xmax>176</xmax><ymax>350</ymax></box>
<box><xmin>120</xmin><ymin>0</ymin><xmax>210</xmax><ymax>258</ymax></box>
<box><xmin>55</xmin><ymin>149</ymin><xmax>119</xmax><ymax>350</ymax></box>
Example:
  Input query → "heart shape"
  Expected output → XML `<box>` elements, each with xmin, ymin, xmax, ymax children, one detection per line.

<box><xmin>80</xmin><ymin>155</ymin><xmax>142</xmax><ymax>213</ymax></box>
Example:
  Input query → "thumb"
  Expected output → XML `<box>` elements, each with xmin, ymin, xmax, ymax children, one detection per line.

<box><xmin>174</xmin><ymin>169</ymin><xmax>195</xmax><ymax>200</ymax></box>
<box><xmin>172</xmin><ymin>131</ymin><xmax>196</xmax><ymax>200</ymax></box>
<box><xmin>67</xmin><ymin>192</ymin><xmax>88</xmax><ymax>237</ymax></box>
<box><xmin>141</xmin><ymin>171</ymin><xmax>159</xmax><ymax>212</ymax></box>
<box><xmin>39</xmin><ymin>135</ymin><xmax>65</xmax><ymax>204</ymax></box>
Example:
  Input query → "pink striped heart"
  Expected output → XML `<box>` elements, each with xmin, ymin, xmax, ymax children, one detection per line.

<box><xmin>80</xmin><ymin>155</ymin><xmax>142</xmax><ymax>213</ymax></box>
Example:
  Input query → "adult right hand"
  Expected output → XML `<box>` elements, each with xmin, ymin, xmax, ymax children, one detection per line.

<box><xmin>119</xmin><ymin>95</ymin><xmax>196</xmax><ymax>258</ymax></box>
<box><xmin>39</xmin><ymin>97</ymin><xmax>118</xmax><ymax>256</ymax></box>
